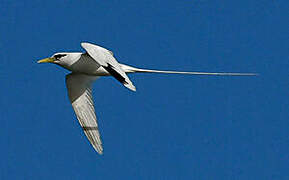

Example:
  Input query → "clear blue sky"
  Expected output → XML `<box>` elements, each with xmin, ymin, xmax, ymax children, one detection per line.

<box><xmin>0</xmin><ymin>0</ymin><xmax>288</xmax><ymax>179</ymax></box>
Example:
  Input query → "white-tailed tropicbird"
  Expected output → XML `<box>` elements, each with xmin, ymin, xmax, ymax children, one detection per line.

<box><xmin>38</xmin><ymin>42</ymin><xmax>257</xmax><ymax>154</ymax></box>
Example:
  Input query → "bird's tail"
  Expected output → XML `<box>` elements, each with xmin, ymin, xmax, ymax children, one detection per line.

<box><xmin>120</xmin><ymin>64</ymin><xmax>257</xmax><ymax>76</ymax></box>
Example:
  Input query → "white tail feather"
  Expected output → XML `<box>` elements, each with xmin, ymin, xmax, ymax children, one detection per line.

<box><xmin>120</xmin><ymin>64</ymin><xmax>258</xmax><ymax>76</ymax></box>
<box><xmin>134</xmin><ymin>68</ymin><xmax>257</xmax><ymax>76</ymax></box>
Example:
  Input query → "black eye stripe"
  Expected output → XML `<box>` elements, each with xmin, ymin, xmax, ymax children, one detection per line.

<box><xmin>54</xmin><ymin>54</ymin><xmax>66</xmax><ymax>59</ymax></box>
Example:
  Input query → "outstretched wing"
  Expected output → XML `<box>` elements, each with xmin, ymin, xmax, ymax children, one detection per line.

<box><xmin>65</xmin><ymin>73</ymin><xmax>103</xmax><ymax>154</ymax></box>
<box><xmin>81</xmin><ymin>42</ymin><xmax>136</xmax><ymax>91</ymax></box>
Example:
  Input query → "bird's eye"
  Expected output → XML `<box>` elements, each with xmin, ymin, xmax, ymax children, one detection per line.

<box><xmin>54</xmin><ymin>54</ymin><xmax>66</xmax><ymax>60</ymax></box>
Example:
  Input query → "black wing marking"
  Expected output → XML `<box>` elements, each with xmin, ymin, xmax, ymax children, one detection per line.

<box><xmin>103</xmin><ymin>64</ymin><xmax>128</xmax><ymax>85</ymax></box>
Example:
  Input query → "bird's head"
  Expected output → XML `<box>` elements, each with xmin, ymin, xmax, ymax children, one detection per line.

<box><xmin>37</xmin><ymin>52</ymin><xmax>82</xmax><ymax>68</ymax></box>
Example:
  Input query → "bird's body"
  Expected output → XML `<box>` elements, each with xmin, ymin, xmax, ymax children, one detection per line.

<box><xmin>56</xmin><ymin>53</ymin><xmax>136</xmax><ymax>76</ymax></box>
<box><xmin>38</xmin><ymin>42</ymin><xmax>257</xmax><ymax>155</ymax></box>
<box><xmin>60</xmin><ymin>53</ymin><xmax>109</xmax><ymax>76</ymax></box>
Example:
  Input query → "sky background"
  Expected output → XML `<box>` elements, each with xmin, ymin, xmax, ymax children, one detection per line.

<box><xmin>0</xmin><ymin>0</ymin><xmax>288</xmax><ymax>179</ymax></box>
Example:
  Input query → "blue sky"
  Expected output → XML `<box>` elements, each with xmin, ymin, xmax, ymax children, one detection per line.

<box><xmin>0</xmin><ymin>0</ymin><xmax>288</xmax><ymax>179</ymax></box>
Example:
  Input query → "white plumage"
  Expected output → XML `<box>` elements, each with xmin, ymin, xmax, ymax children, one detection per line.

<box><xmin>38</xmin><ymin>42</ymin><xmax>257</xmax><ymax>155</ymax></box>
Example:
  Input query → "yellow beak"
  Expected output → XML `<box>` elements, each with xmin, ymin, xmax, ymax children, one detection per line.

<box><xmin>37</xmin><ymin>57</ymin><xmax>55</xmax><ymax>63</ymax></box>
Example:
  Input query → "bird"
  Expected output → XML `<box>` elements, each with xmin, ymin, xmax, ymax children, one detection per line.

<box><xmin>38</xmin><ymin>42</ymin><xmax>257</xmax><ymax>155</ymax></box>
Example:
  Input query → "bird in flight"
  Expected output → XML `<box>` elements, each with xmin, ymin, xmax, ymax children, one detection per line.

<box><xmin>38</xmin><ymin>42</ymin><xmax>256</xmax><ymax>155</ymax></box>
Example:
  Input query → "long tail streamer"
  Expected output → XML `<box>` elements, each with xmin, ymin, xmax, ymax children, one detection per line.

<box><xmin>134</xmin><ymin>68</ymin><xmax>257</xmax><ymax>76</ymax></box>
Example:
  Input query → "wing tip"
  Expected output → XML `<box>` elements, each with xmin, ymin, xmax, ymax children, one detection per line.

<box><xmin>97</xmin><ymin>150</ymin><xmax>104</xmax><ymax>155</ymax></box>
<box><xmin>81</xmin><ymin>42</ymin><xmax>92</xmax><ymax>48</ymax></box>
<box><xmin>124</xmin><ymin>83</ymin><xmax>136</xmax><ymax>91</ymax></box>
<box><xmin>92</xmin><ymin>145</ymin><xmax>103</xmax><ymax>155</ymax></box>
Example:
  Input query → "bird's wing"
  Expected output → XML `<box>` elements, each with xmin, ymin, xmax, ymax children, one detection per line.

<box><xmin>65</xmin><ymin>73</ymin><xmax>103</xmax><ymax>154</ymax></box>
<box><xmin>81</xmin><ymin>42</ymin><xmax>136</xmax><ymax>91</ymax></box>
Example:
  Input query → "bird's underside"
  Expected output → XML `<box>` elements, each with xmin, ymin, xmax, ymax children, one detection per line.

<box><xmin>38</xmin><ymin>42</ymin><xmax>257</xmax><ymax>155</ymax></box>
